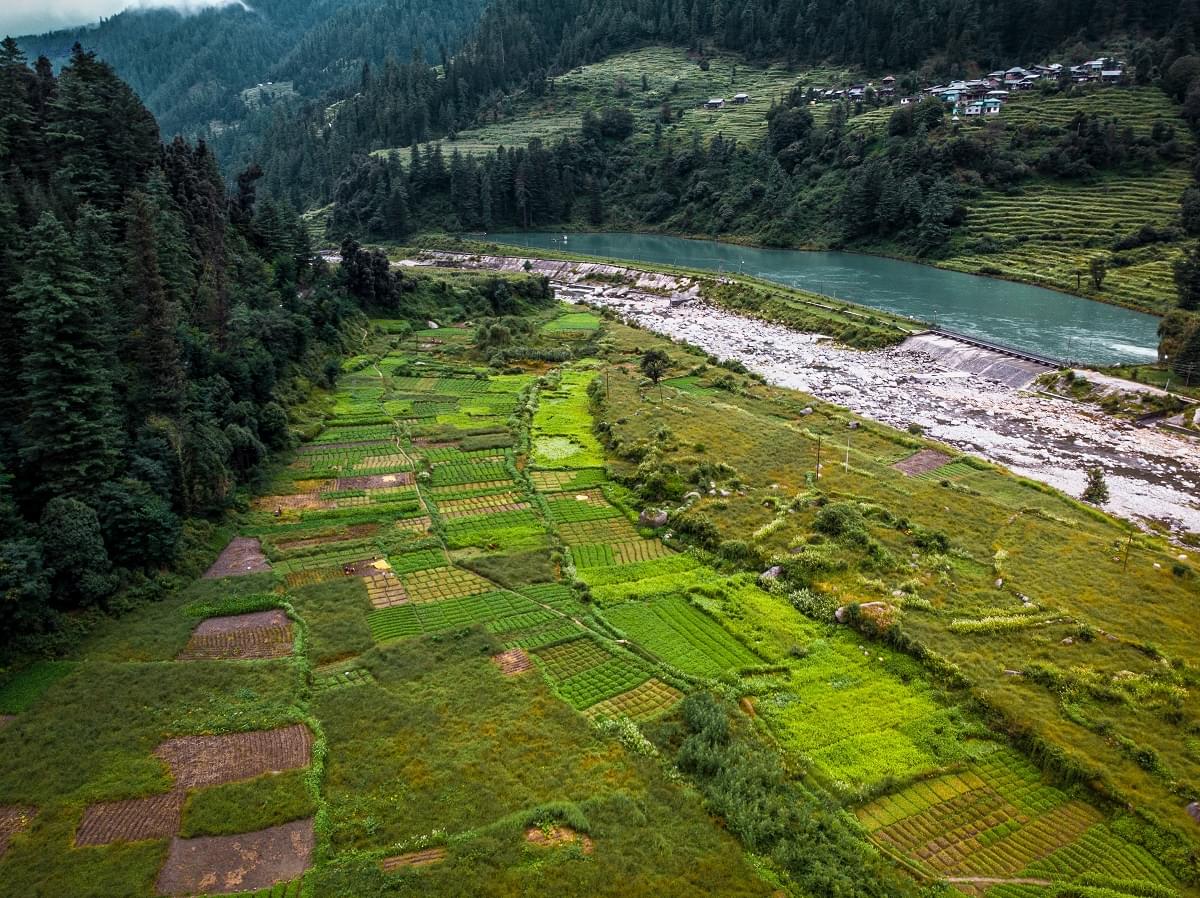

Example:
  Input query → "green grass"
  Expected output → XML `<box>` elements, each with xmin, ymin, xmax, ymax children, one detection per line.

<box><xmin>180</xmin><ymin>769</ymin><xmax>316</xmax><ymax>838</ymax></box>
<box><xmin>0</xmin><ymin>661</ymin><xmax>77</xmax><ymax>713</ymax></box>
<box><xmin>531</xmin><ymin>368</ymin><xmax>606</xmax><ymax>469</ymax></box>
<box><xmin>313</xmin><ymin>631</ymin><xmax>769</xmax><ymax>897</ymax></box>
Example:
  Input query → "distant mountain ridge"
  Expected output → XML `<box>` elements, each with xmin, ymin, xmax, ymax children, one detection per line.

<box><xmin>13</xmin><ymin>0</ymin><xmax>489</xmax><ymax>141</ymax></box>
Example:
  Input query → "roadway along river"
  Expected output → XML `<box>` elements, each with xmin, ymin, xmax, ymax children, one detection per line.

<box><xmin>486</xmin><ymin>232</ymin><xmax>1162</xmax><ymax>366</ymax></box>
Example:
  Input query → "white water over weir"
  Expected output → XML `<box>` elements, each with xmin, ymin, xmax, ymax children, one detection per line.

<box><xmin>901</xmin><ymin>333</ymin><xmax>1053</xmax><ymax>390</ymax></box>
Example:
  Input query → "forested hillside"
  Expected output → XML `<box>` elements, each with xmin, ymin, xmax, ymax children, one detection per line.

<box><xmin>0</xmin><ymin>39</ymin><xmax>364</xmax><ymax>648</ymax></box>
<box><xmin>13</xmin><ymin>0</ymin><xmax>487</xmax><ymax>144</ymax></box>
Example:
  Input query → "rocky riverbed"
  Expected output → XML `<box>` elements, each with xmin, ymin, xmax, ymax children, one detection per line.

<box><xmin>581</xmin><ymin>284</ymin><xmax>1200</xmax><ymax>535</ymax></box>
<box><xmin>417</xmin><ymin>251</ymin><xmax>1200</xmax><ymax>534</ymax></box>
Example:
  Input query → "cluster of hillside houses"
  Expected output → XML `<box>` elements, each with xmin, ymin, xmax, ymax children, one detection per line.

<box><xmin>808</xmin><ymin>57</ymin><xmax>1125</xmax><ymax>117</ymax></box>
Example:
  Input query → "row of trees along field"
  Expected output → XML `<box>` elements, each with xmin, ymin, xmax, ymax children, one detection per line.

<box><xmin>0</xmin><ymin>40</ymin><xmax>366</xmax><ymax>651</ymax></box>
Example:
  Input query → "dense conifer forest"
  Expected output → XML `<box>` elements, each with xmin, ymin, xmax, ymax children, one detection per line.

<box><xmin>0</xmin><ymin>39</ymin><xmax>362</xmax><ymax>646</ymax></box>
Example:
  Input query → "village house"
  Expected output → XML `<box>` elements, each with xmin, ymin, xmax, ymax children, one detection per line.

<box><xmin>732</xmin><ymin>92</ymin><xmax>750</xmax><ymax>104</ymax></box>
<box><xmin>704</xmin><ymin>97</ymin><xmax>725</xmax><ymax>109</ymax></box>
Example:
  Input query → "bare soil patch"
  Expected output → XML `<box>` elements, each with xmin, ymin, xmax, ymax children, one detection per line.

<box><xmin>155</xmin><ymin>818</ymin><xmax>314</xmax><ymax>896</ymax></box>
<box><xmin>204</xmin><ymin>538</ymin><xmax>271</xmax><ymax>579</ymax></box>
<box><xmin>341</xmin><ymin>558</ymin><xmax>389</xmax><ymax>577</ymax></box>
<box><xmin>892</xmin><ymin>449</ymin><xmax>953</xmax><ymax>476</ymax></box>
<box><xmin>261</xmin><ymin>493</ymin><xmax>334</xmax><ymax>511</ymax></box>
<box><xmin>524</xmin><ymin>825</ymin><xmax>593</xmax><ymax>854</ymax></box>
<box><xmin>178</xmin><ymin>610</ymin><xmax>294</xmax><ymax>661</ymax></box>
<box><xmin>335</xmin><ymin>473</ymin><xmax>414</xmax><ymax>490</ymax></box>
<box><xmin>491</xmin><ymin>648</ymin><xmax>533</xmax><ymax>676</ymax></box>
<box><xmin>156</xmin><ymin>724</ymin><xmax>313</xmax><ymax>790</ymax></box>
<box><xmin>274</xmin><ymin>524</ymin><xmax>379</xmax><ymax>552</ymax></box>
<box><xmin>75</xmin><ymin>791</ymin><xmax>183</xmax><ymax>846</ymax></box>
<box><xmin>0</xmin><ymin>806</ymin><xmax>36</xmax><ymax>859</ymax></box>
<box><xmin>380</xmin><ymin>847</ymin><xmax>447</xmax><ymax>871</ymax></box>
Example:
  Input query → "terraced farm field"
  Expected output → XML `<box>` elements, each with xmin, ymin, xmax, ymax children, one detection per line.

<box><xmin>372</xmin><ymin>47</ymin><xmax>846</xmax><ymax>161</ymax></box>
<box><xmin>945</xmin><ymin>168</ymin><xmax>1191</xmax><ymax>314</ymax></box>
<box><xmin>1</xmin><ymin>301</ymin><xmax>1192</xmax><ymax>898</ymax></box>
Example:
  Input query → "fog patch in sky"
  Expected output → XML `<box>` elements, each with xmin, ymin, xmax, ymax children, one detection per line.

<box><xmin>2</xmin><ymin>0</ymin><xmax>251</xmax><ymax>39</ymax></box>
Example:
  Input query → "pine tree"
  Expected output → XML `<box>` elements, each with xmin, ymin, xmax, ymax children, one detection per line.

<box><xmin>0</xmin><ymin>38</ymin><xmax>34</xmax><ymax>170</ymax></box>
<box><xmin>15</xmin><ymin>212</ymin><xmax>121</xmax><ymax>500</ymax></box>
<box><xmin>1081</xmin><ymin>467</ymin><xmax>1110</xmax><ymax>505</ymax></box>
<box><xmin>125</xmin><ymin>191</ymin><xmax>185</xmax><ymax>417</ymax></box>
<box><xmin>1175</xmin><ymin>240</ymin><xmax>1200</xmax><ymax>311</ymax></box>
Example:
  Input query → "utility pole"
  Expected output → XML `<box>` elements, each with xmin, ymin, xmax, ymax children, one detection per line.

<box><xmin>844</xmin><ymin>433</ymin><xmax>850</xmax><ymax>473</ymax></box>
<box><xmin>815</xmin><ymin>436</ymin><xmax>822</xmax><ymax>480</ymax></box>
<box><xmin>1122</xmin><ymin>531</ymin><xmax>1134</xmax><ymax>573</ymax></box>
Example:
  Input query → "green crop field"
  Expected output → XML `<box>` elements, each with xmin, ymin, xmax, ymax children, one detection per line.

<box><xmin>602</xmin><ymin>596</ymin><xmax>759</xmax><ymax>676</ymax></box>
<box><xmin>1</xmin><ymin>296</ymin><xmax>1194</xmax><ymax>898</ymax></box>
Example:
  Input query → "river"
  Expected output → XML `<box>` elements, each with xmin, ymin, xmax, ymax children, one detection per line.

<box><xmin>485</xmin><ymin>232</ymin><xmax>1162</xmax><ymax>366</ymax></box>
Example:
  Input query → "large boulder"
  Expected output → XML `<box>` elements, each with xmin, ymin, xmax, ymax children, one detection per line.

<box><xmin>639</xmin><ymin>508</ymin><xmax>669</xmax><ymax>528</ymax></box>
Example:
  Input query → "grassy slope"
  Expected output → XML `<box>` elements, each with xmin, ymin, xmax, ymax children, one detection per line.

<box><xmin>598</xmin><ymin>314</ymin><xmax>1200</xmax><ymax>871</ymax></box>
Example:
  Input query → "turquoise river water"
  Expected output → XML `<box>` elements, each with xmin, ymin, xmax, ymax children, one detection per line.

<box><xmin>486</xmin><ymin>232</ymin><xmax>1162</xmax><ymax>365</ymax></box>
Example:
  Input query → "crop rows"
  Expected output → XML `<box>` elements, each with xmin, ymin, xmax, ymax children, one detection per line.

<box><xmin>484</xmin><ymin>608</ymin><xmax>561</xmax><ymax>634</ymax></box>
<box><xmin>400</xmin><ymin>566</ymin><xmax>496</xmax><ymax>603</ymax></box>
<box><xmin>602</xmin><ymin>597</ymin><xmax>758</xmax><ymax>676</ymax></box>
<box><xmin>442</xmin><ymin>508</ymin><xmax>548</xmax><ymax>549</ymax></box>
<box><xmin>576</xmin><ymin>553</ymin><xmax>700</xmax><ymax>587</ymax></box>
<box><xmin>1022</xmin><ymin>823</ymin><xmax>1176</xmax><ymax>885</ymax></box>
<box><xmin>545</xmin><ymin>495</ymin><xmax>625</xmax><ymax>523</ymax></box>
<box><xmin>857</xmin><ymin>770</ymin><xmax>988</xmax><ymax>830</ymax></box>
<box><xmin>583</xmin><ymin>678</ymin><xmax>683</xmax><ymax>722</ymax></box>
<box><xmin>427</xmin><ymin>480</ymin><xmax>514</xmax><ymax>498</ymax></box>
<box><xmin>518</xmin><ymin>583</ymin><xmax>581</xmax><ymax>612</ymax></box>
<box><xmin>367</xmin><ymin>590</ymin><xmax>540</xmax><ymax>641</ymax></box>
<box><xmin>432</xmin><ymin>378</ymin><xmax>493</xmax><ymax>395</ymax></box>
<box><xmin>431</xmin><ymin>462</ymin><xmax>512</xmax><ymax>486</ymax></box>
<box><xmin>534</xmin><ymin>638</ymin><xmax>614</xmax><ymax>680</ymax></box>
<box><xmin>501</xmin><ymin>621</ymin><xmax>585</xmax><ymax>651</ymax></box>
<box><xmin>386</xmin><ymin>548</ymin><xmax>445</xmax><ymax>574</ymax></box>
<box><xmin>421</xmin><ymin>446</ymin><xmax>508</xmax><ymax>464</ymax></box>
<box><xmin>528</xmin><ymin>468</ymin><xmax>608</xmax><ymax>491</ymax></box>
<box><xmin>308</xmin><ymin>424</ymin><xmax>397</xmax><ymax>444</ymax></box>
<box><xmin>554</xmin><ymin>657</ymin><xmax>651</xmax><ymax>711</ymax></box>
<box><xmin>557</xmin><ymin>517</ymin><xmax>642</xmax><ymax>545</ymax></box>
<box><xmin>433</xmin><ymin>492</ymin><xmax>524</xmax><ymax>515</ymax></box>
